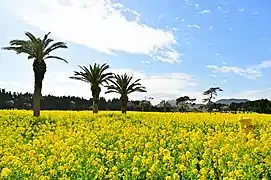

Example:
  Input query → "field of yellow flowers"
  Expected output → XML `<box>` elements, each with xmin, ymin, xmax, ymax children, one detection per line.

<box><xmin>1</xmin><ymin>110</ymin><xmax>271</xmax><ymax>179</ymax></box>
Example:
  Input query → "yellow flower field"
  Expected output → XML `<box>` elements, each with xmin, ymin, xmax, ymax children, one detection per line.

<box><xmin>0</xmin><ymin>110</ymin><xmax>271</xmax><ymax>179</ymax></box>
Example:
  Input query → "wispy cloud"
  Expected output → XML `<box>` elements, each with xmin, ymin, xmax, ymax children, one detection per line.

<box><xmin>184</xmin><ymin>0</ymin><xmax>192</xmax><ymax>6</ymax></box>
<box><xmin>205</xmin><ymin>65</ymin><xmax>261</xmax><ymax>79</ymax></box>
<box><xmin>206</xmin><ymin>60</ymin><xmax>271</xmax><ymax>79</ymax></box>
<box><xmin>257</xmin><ymin>60</ymin><xmax>271</xmax><ymax>69</ymax></box>
<box><xmin>7</xmin><ymin>0</ymin><xmax>180</xmax><ymax>63</ymax></box>
<box><xmin>208</xmin><ymin>26</ymin><xmax>213</xmax><ymax>31</ymax></box>
<box><xmin>234</xmin><ymin>88</ymin><xmax>271</xmax><ymax>100</ymax></box>
<box><xmin>142</xmin><ymin>60</ymin><xmax>150</xmax><ymax>65</ymax></box>
<box><xmin>198</xmin><ymin>9</ymin><xmax>211</xmax><ymax>14</ymax></box>
<box><xmin>157</xmin><ymin>14</ymin><xmax>165</xmax><ymax>21</ymax></box>
<box><xmin>238</xmin><ymin>8</ymin><xmax>245</xmax><ymax>12</ymax></box>
<box><xmin>188</xmin><ymin>24</ymin><xmax>201</xmax><ymax>29</ymax></box>
<box><xmin>194</xmin><ymin>4</ymin><xmax>200</xmax><ymax>9</ymax></box>
<box><xmin>251</xmin><ymin>12</ymin><xmax>259</xmax><ymax>16</ymax></box>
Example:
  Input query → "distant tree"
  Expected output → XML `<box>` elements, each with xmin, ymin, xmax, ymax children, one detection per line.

<box><xmin>159</xmin><ymin>100</ymin><xmax>172</xmax><ymax>112</ymax></box>
<box><xmin>127</xmin><ymin>101</ymin><xmax>136</xmax><ymax>111</ymax></box>
<box><xmin>203</xmin><ymin>87</ymin><xmax>223</xmax><ymax>112</ymax></box>
<box><xmin>139</xmin><ymin>100</ymin><xmax>151</xmax><ymax>111</ymax></box>
<box><xmin>105</xmin><ymin>73</ymin><xmax>147</xmax><ymax>114</ymax></box>
<box><xmin>70</xmin><ymin>63</ymin><xmax>113</xmax><ymax>113</ymax></box>
<box><xmin>2</xmin><ymin>32</ymin><xmax>68</xmax><ymax>116</ymax></box>
<box><xmin>70</xmin><ymin>101</ymin><xmax>76</xmax><ymax>110</ymax></box>
<box><xmin>176</xmin><ymin>96</ymin><xmax>196</xmax><ymax>112</ymax></box>
<box><xmin>5</xmin><ymin>100</ymin><xmax>14</xmax><ymax>109</ymax></box>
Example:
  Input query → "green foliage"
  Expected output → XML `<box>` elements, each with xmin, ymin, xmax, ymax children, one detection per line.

<box><xmin>2</xmin><ymin>31</ymin><xmax>68</xmax><ymax>117</ymax></box>
<box><xmin>70</xmin><ymin>63</ymin><xmax>113</xmax><ymax>87</ymax></box>
<box><xmin>70</xmin><ymin>63</ymin><xmax>113</xmax><ymax>113</ymax></box>
<box><xmin>105</xmin><ymin>73</ymin><xmax>147</xmax><ymax>96</ymax></box>
<box><xmin>2</xmin><ymin>32</ymin><xmax>68</xmax><ymax>63</ymax></box>
<box><xmin>105</xmin><ymin>73</ymin><xmax>146</xmax><ymax>113</ymax></box>
<box><xmin>203</xmin><ymin>87</ymin><xmax>223</xmax><ymax>112</ymax></box>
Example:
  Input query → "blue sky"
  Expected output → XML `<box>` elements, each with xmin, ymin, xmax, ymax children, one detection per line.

<box><xmin>0</xmin><ymin>0</ymin><xmax>271</xmax><ymax>104</ymax></box>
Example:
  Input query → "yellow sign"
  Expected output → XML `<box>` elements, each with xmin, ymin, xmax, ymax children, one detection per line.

<box><xmin>238</xmin><ymin>116</ymin><xmax>253</xmax><ymax>133</ymax></box>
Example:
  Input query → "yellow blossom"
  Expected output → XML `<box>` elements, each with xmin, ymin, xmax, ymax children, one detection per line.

<box><xmin>1</xmin><ymin>168</ymin><xmax>12</xmax><ymax>177</ymax></box>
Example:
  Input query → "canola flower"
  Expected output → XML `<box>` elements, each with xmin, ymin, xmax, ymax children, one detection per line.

<box><xmin>0</xmin><ymin>110</ymin><xmax>271</xmax><ymax>179</ymax></box>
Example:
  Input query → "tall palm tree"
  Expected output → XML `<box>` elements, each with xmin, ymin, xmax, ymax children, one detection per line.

<box><xmin>105</xmin><ymin>73</ymin><xmax>147</xmax><ymax>114</ymax></box>
<box><xmin>70</xmin><ymin>63</ymin><xmax>113</xmax><ymax>113</ymax></box>
<box><xmin>2</xmin><ymin>32</ymin><xmax>68</xmax><ymax>117</ymax></box>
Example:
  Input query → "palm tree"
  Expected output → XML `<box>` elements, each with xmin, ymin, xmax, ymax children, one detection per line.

<box><xmin>105</xmin><ymin>73</ymin><xmax>147</xmax><ymax>114</ymax></box>
<box><xmin>2</xmin><ymin>32</ymin><xmax>68</xmax><ymax>117</ymax></box>
<box><xmin>70</xmin><ymin>63</ymin><xmax>113</xmax><ymax>113</ymax></box>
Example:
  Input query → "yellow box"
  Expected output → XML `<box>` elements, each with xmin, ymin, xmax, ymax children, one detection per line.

<box><xmin>238</xmin><ymin>116</ymin><xmax>253</xmax><ymax>133</ymax></box>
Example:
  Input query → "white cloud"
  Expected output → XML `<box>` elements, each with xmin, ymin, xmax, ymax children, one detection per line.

<box><xmin>238</xmin><ymin>8</ymin><xmax>245</xmax><ymax>12</ymax></box>
<box><xmin>208</xmin><ymin>26</ymin><xmax>213</xmax><ymax>31</ymax></box>
<box><xmin>142</xmin><ymin>60</ymin><xmax>150</xmax><ymax>65</ymax></box>
<box><xmin>233</xmin><ymin>88</ymin><xmax>271</xmax><ymax>100</ymax></box>
<box><xmin>194</xmin><ymin>4</ymin><xmax>200</xmax><ymax>9</ymax></box>
<box><xmin>205</xmin><ymin>65</ymin><xmax>261</xmax><ymax>79</ymax></box>
<box><xmin>206</xmin><ymin>60</ymin><xmax>271</xmax><ymax>80</ymax></box>
<box><xmin>207</xmin><ymin>42</ymin><xmax>213</xmax><ymax>46</ymax></box>
<box><xmin>157</xmin><ymin>14</ymin><xmax>165</xmax><ymax>21</ymax></box>
<box><xmin>251</xmin><ymin>12</ymin><xmax>259</xmax><ymax>16</ymax></box>
<box><xmin>258</xmin><ymin>60</ymin><xmax>271</xmax><ymax>69</ymax></box>
<box><xmin>188</xmin><ymin>24</ymin><xmax>201</xmax><ymax>29</ymax></box>
<box><xmin>1</xmin><ymin>67</ymin><xmax>197</xmax><ymax>105</ymax></box>
<box><xmin>198</xmin><ymin>9</ymin><xmax>210</xmax><ymax>14</ymax></box>
<box><xmin>184</xmin><ymin>0</ymin><xmax>192</xmax><ymax>6</ymax></box>
<box><xmin>7</xmin><ymin>0</ymin><xmax>180</xmax><ymax>63</ymax></box>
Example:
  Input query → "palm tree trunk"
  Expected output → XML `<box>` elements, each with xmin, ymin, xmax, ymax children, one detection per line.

<box><xmin>33</xmin><ymin>83</ymin><xmax>42</xmax><ymax>117</ymax></box>
<box><xmin>121</xmin><ymin>102</ymin><xmax>127</xmax><ymax>114</ymax></box>
<box><xmin>92</xmin><ymin>97</ymin><xmax>99</xmax><ymax>114</ymax></box>
<box><xmin>121</xmin><ymin>95</ymin><xmax>128</xmax><ymax>114</ymax></box>
<box><xmin>33</xmin><ymin>60</ymin><xmax>46</xmax><ymax>117</ymax></box>
<box><xmin>91</xmin><ymin>86</ymin><xmax>101</xmax><ymax>114</ymax></box>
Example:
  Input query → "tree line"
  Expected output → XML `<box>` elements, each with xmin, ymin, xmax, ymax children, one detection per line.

<box><xmin>0</xmin><ymin>88</ymin><xmax>163</xmax><ymax>112</ymax></box>
<box><xmin>1</xmin><ymin>87</ymin><xmax>271</xmax><ymax>114</ymax></box>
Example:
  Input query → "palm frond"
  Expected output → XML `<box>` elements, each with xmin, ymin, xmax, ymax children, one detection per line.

<box><xmin>44</xmin><ymin>42</ymin><xmax>67</xmax><ymax>55</ymax></box>
<box><xmin>69</xmin><ymin>76</ymin><xmax>89</xmax><ymax>83</ymax></box>
<box><xmin>99</xmin><ymin>63</ymin><xmax>110</xmax><ymax>74</ymax></box>
<box><xmin>105</xmin><ymin>89</ymin><xmax>119</xmax><ymax>94</ymax></box>
<box><xmin>44</xmin><ymin>56</ymin><xmax>68</xmax><ymax>63</ymax></box>
<box><xmin>106</xmin><ymin>73</ymin><xmax>147</xmax><ymax>97</ymax></box>
<box><xmin>70</xmin><ymin>63</ymin><xmax>112</xmax><ymax>89</ymax></box>
<box><xmin>2</xmin><ymin>46</ymin><xmax>33</xmax><ymax>55</ymax></box>
<box><xmin>25</xmin><ymin>32</ymin><xmax>37</xmax><ymax>42</ymax></box>
<box><xmin>9</xmin><ymin>40</ymin><xmax>28</xmax><ymax>46</ymax></box>
<box><xmin>106</xmin><ymin>78</ymin><xmax>122</xmax><ymax>93</ymax></box>
<box><xmin>43</xmin><ymin>39</ymin><xmax>54</xmax><ymax>50</ymax></box>
<box><xmin>2</xmin><ymin>32</ymin><xmax>67</xmax><ymax>63</ymax></box>
<box><xmin>42</xmin><ymin>32</ymin><xmax>51</xmax><ymax>43</ymax></box>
